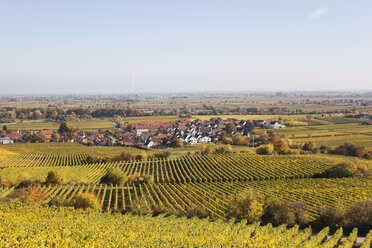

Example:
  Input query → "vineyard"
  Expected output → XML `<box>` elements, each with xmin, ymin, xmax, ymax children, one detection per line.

<box><xmin>0</xmin><ymin>154</ymin><xmax>333</xmax><ymax>184</ymax></box>
<box><xmin>0</xmin><ymin>151</ymin><xmax>371</xmax><ymax>245</ymax></box>
<box><xmin>1</xmin><ymin>177</ymin><xmax>371</xmax><ymax>220</ymax></box>
<box><xmin>0</xmin><ymin>202</ymin><xmax>371</xmax><ymax>247</ymax></box>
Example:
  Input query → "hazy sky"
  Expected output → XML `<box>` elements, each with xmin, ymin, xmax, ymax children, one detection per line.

<box><xmin>0</xmin><ymin>1</ymin><xmax>371</xmax><ymax>94</ymax></box>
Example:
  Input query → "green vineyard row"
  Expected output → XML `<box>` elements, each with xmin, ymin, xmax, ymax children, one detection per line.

<box><xmin>0</xmin><ymin>154</ymin><xmax>333</xmax><ymax>184</ymax></box>
<box><xmin>1</xmin><ymin>177</ymin><xmax>371</xmax><ymax>220</ymax></box>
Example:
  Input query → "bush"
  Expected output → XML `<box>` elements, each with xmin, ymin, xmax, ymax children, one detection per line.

<box><xmin>17</xmin><ymin>179</ymin><xmax>38</xmax><ymax>189</ymax></box>
<box><xmin>200</xmin><ymin>143</ymin><xmax>216</xmax><ymax>155</ymax></box>
<box><xmin>170</xmin><ymin>138</ymin><xmax>184</xmax><ymax>148</ymax></box>
<box><xmin>343</xmin><ymin>201</ymin><xmax>372</xmax><ymax>230</ymax></box>
<box><xmin>262</xmin><ymin>200</ymin><xmax>311</xmax><ymax>227</ymax></box>
<box><xmin>215</xmin><ymin>144</ymin><xmax>233</xmax><ymax>154</ymax></box>
<box><xmin>0</xmin><ymin>177</ymin><xmax>14</xmax><ymax>188</ymax></box>
<box><xmin>226</xmin><ymin>188</ymin><xmax>263</xmax><ymax>222</ymax></box>
<box><xmin>185</xmin><ymin>203</ymin><xmax>209</xmax><ymax>218</ymax></box>
<box><xmin>14</xmin><ymin>185</ymin><xmax>46</xmax><ymax>205</ymax></box>
<box><xmin>71</xmin><ymin>193</ymin><xmax>100</xmax><ymax>209</ymax></box>
<box><xmin>329</xmin><ymin>143</ymin><xmax>371</xmax><ymax>159</ymax></box>
<box><xmin>130</xmin><ymin>196</ymin><xmax>152</xmax><ymax>216</ymax></box>
<box><xmin>153</xmin><ymin>151</ymin><xmax>171</xmax><ymax>159</ymax></box>
<box><xmin>100</xmin><ymin>167</ymin><xmax>126</xmax><ymax>185</ymax></box>
<box><xmin>45</xmin><ymin>170</ymin><xmax>64</xmax><ymax>185</ymax></box>
<box><xmin>135</xmin><ymin>152</ymin><xmax>147</xmax><ymax>161</ymax></box>
<box><xmin>314</xmin><ymin>204</ymin><xmax>346</xmax><ymax>229</ymax></box>
<box><xmin>256</xmin><ymin>144</ymin><xmax>274</xmax><ymax>155</ymax></box>
<box><xmin>302</xmin><ymin>142</ymin><xmax>316</xmax><ymax>151</ymax></box>
<box><xmin>48</xmin><ymin>196</ymin><xmax>71</xmax><ymax>207</ymax></box>
<box><xmin>125</xmin><ymin>173</ymin><xmax>154</xmax><ymax>185</ymax></box>
<box><xmin>151</xmin><ymin>203</ymin><xmax>168</xmax><ymax>216</ymax></box>
<box><xmin>317</xmin><ymin>162</ymin><xmax>361</xmax><ymax>178</ymax></box>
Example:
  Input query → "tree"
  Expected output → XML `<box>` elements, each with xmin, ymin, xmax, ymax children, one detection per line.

<box><xmin>315</xmin><ymin>204</ymin><xmax>346</xmax><ymax>229</ymax></box>
<box><xmin>170</xmin><ymin>137</ymin><xmax>183</xmax><ymax>148</ymax></box>
<box><xmin>45</xmin><ymin>171</ymin><xmax>64</xmax><ymax>184</ymax></box>
<box><xmin>200</xmin><ymin>143</ymin><xmax>216</xmax><ymax>155</ymax></box>
<box><xmin>215</xmin><ymin>144</ymin><xmax>233</xmax><ymax>154</ymax></box>
<box><xmin>50</xmin><ymin>133</ymin><xmax>60</xmax><ymax>142</ymax></box>
<box><xmin>33</xmin><ymin>110</ymin><xmax>43</xmax><ymax>119</ymax></box>
<box><xmin>225</xmin><ymin>123</ymin><xmax>237</xmax><ymax>133</ymax></box>
<box><xmin>317</xmin><ymin>162</ymin><xmax>361</xmax><ymax>178</ymax></box>
<box><xmin>256</xmin><ymin>144</ymin><xmax>274</xmax><ymax>155</ymax></box>
<box><xmin>71</xmin><ymin>193</ymin><xmax>100</xmax><ymax>209</ymax></box>
<box><xmin>233</xmin><ymin>133</ymin><xmax>249</xmax><ymax>146</ymax></box>
<box><xmin>262</xmin><ymin>201</ymin><xmax>310</xmax><ymax>227</ymax></box>
<box><xmin>344</xmin><ymin>200</ymin><xmax>372</xmax><ymax>230</ymax></box>
<box><xmin>226</xmin><ymin>188</ymin><xmax>263</xmax><ymax>222</ymax></box>
<box><xmin>58</xmin><ymin>122</ymin><xmax>70</xmax><ymax>134</ymax></box>
<box><xmin>221</xmin><ymin>135</ymin><xmax>233</xmax><ymax>144</ymax></box>
<box><xmin>2</xmin><ymin>125</ymin><xmax>7</xmax><ymax>132</ymax></box>
<box><xmin>100</xmin><ymin>167</ymin><xmax>126</xmax><ymax>185</ymax></box>
<box><xmin>302</xmin><ymin>142</ymin><xmax>316</xmax><ymax>151</ymax></box>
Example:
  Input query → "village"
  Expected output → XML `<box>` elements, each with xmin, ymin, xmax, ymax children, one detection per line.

<box><xmin>0</xmin><ymin>118</ymin><xmax>287</xmax><ymax>147</ymax></box>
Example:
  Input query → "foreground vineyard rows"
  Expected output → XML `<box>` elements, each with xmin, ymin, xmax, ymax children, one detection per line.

<box><xmin>0</xmin><ymin>202</ymin><xmax>371</xmax><ymax>247</ymax></box>
<box><xmin>1</xmin><ymin>177</ymin><xmax>371</xmax><ymax>220</ymax></box>
<box><xmin>0</xmin><ymin>154</ymin><xmax>333</xmax><ymax>184</ymax></box>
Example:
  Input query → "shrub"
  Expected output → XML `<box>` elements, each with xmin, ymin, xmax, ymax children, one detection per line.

<box><xmin>302</xmin><ymin>142</ymin><xmax>316</xmax><ymax>151</ymax></box>
<box><xmin>71</xmin><ymin>193</ymin><xmax>100</xmax><ymax>209</ymax></box>
<box><xmin>200</xmin><ymin>143</ymin><xmax>216</xmax><ymax>155</ymax></box>
<box><xmin>14</xmin><ymin>185</ymin><xmax>46</xmax><ymax>205</ymax></box>
<box><xmin>343</xmin><ymin>201</ymin><xmax>372</xmax><ymax>230</ymax></box>
<box><xmin>170</xmin><ymin>137</ymin><xmax>184</xmax><ymax>148</ymax></box>
<box><xmin>114</xmin><ymin>151</ymin><xmax>134</xmax><ymax>161</ymax></box>
<box><xmin>130</xmin><ymin>196</ymin><xmax>152</xmax><ymax>216</ymax></box>
<box><xmin>314</xmin><ymin>204</ymin><xmax>346</xmax><ymax>229</ymax></box>
<box><xmin>17</xmin><ymin>179</ymin><xmax>37</xmax><ymax>189</ymax></box>
<box><xmin>357</xmin><ymin>166</ymin><xmax>372</xmax><ymax>177</ymax></box>
<box><xmin>125</xmin><ymin>173</ymin><xmax>154</xmax><ymax>185</ymax></box>
<box><xmin>151</xmin><ymin>203</ymin><xmax>168</xmax><ymax>216</ymax></box>
<box><xmin>226</xmin><ymin>188</ymin><xmax>263</xmax><ymax>222</ymax></box>
<box><xmin>185</xmin><ymin>203</ymin><xmax>209</xmax><ymax>218</ymax></box>
<box><xmin>215</xmin><ymin>144</ymin><xmax>233</xmax><ymax>154</ymax></box>
<box><xmin>135</xmin><ymin>152</ymin><xmax>147</xmax><ymax>161</ymax></box>
<box><xmin>317</xmin><ymin>162</ymin><xmax>361</xmax><ymax>178</ymax></box>
<box><xmin>0</xmin><ymin>177</ymin><xmax>14</xmax><ymax>188</ymax></box>
<box><xmin>45</xmin><ymin>170</ymin><xmax>64</xmax><ymax>185</ymax></box>
<box><xmin>15</xmin><ymin>173</ymin><xmax>33</xmax><ymax>188</ymax></box>
<box><xmin>48</xmin><ymin>196</ymin><xmax>71</xmax><ymax>207</ymax></box>
<box><xmin>100</xmin><ymin>167</ymin><xmax>126</xmax><ymax>185</ymax></box>
<box><xmin>262</xmin><ymin>200</ymin><xmax>311</xmax><ymax>227</ymax></box>
<box><xmin>153</xmin><ymin>151</ymin><xmax>171</xmax><ymax>159</ymax></box>
<box><xmin>329</xmin><ymin>143</ymin><xmax>371</xmax><ymax>159</ymax></box>
<box><xmin>256</xmin><ymin>144</ymin><xmax>274</xmax><ymax>155</ymax></box>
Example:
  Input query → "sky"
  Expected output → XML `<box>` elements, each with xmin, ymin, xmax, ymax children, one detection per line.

<box><xmin>0</xmin><ymin>0</ymin><xmax>371</xmax><ymax>94</ymax></box>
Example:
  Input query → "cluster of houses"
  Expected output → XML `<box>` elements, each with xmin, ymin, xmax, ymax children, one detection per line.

<box><xmin>0</xmin><ymin>129</ymin><xmax>53</xmax><ymax>144</ymax></box>
<box><xmin>0</xmin><ymin>118</ymin><xmax>286</xmax><ymax>147</ymax></box>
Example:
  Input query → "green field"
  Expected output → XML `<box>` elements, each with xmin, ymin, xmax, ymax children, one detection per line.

<box><xmin>5</xmin><ymin>118</ymin><xmax>115</xmax><ymax>131</ymax></box>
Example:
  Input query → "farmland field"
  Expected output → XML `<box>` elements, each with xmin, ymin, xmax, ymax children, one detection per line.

<box><xmin>5</xmin><ymin>118</ymin><xmax>115</xmax><ymax>132</ymax></box>
<box><xmin>0</xmin><ymin>154</ymin><xmax>333</xmax><ymax>184</ymax></box>
<box><xmin>1</xmin><ymin>151</ymin><xmax>371</xmax><ymax>222</ymax></box>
